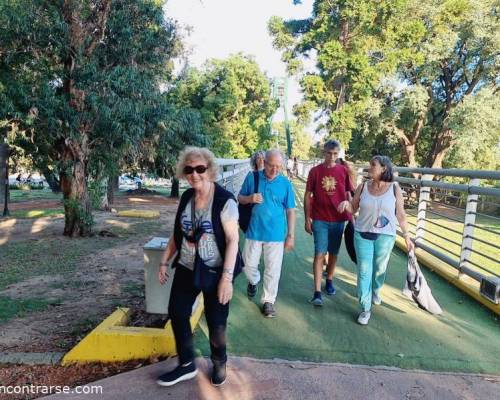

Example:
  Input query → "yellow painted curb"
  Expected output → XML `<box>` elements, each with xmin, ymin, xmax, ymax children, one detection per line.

<box><xmin>117</xmin><ymin>210</ymin><xmax>160</xmax><ymax>218</ymax></box>
<box><xmin>62</xmin><ymin>295</ymin><xmax>204</xmax><ymax>365</ymax></box>
<box><xmin>395</xmin><ymin>237</ymin><xmax>500</xmax><ymax>315</ymax></box>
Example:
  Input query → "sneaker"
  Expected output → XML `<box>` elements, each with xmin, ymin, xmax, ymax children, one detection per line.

<box><xmin>262</xmin><ymin>302</ymin><xmax>276</xmax><ymax>318</ymax></box>
<box><xmin>325</xmin><ymin>279</ymin><xmax>336</xmax><ymax>296</ymax></box>
<box><xmin>372</xmin><ymin>292</ymin><xmax>382</xmax><ymax>305</ymax></box>
<box><xmin>157</xmin><ymin>362</ymin><xmax>198</xmax><ymax>387</ymax></box>
<box><xmin>357</xmin><ymin>311</ymin><xmax>371</xmax><ymax>325</ymax></box>
<box><xmin>310</xmin><ymin>291</ymin><xmax>323</xmax><ymax>306</ymax></box>
<box><xmin>247</xmin><ymin>283</ymin><xmax>257</xmax><ymax>298</ymax></box>
<box><xmin>211</xmin><ymin>360</ymin><xmax>227</xmax><ymax>386</ymax></box>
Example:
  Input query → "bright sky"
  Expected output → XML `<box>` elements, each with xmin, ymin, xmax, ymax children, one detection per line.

<box><xmin>164</xmin><ymin>0</ymin><xmax>315</xmax><ymax>126</ymax></box>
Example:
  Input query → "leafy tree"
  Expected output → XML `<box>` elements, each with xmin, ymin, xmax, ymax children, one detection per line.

<box><xmin>387</xmin><ymin>0</ymin><xmax>499</xmax><ymax>168</ymax></box>
<box><xmin>1</xmin><ymin>0</ymin><xmax>181</xmax><ymax>235</ymax></box>
<box><xmin>269</xmin><ymin>0</ymin><xmax>420</xmax><ymax>145</ymax></box>
<box><xmin>168</xmin><ymin>54</ymin><xmax>278</xmax><ymax>158</ymax></box>
<box><xmin>271</xmin><ymin>0</ymin><xmax>499</xmax><ymax>168</ymax></box>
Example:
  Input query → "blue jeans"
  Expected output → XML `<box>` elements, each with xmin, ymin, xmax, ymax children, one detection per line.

<box><xmin>312</xmin><ymin>220</ymin><xmax>345</xmax><ymax>255</ymax></box>
<box><xmin>354</xmin><ymin>231</ymin><xmax>396</xmax><ymax>312</ymax></box>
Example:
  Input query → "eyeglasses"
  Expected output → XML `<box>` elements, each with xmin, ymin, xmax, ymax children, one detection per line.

<box><xmin>183</xmin><ymin>165</ymin><xmax>208</xmax><ymax>175</ymax></box>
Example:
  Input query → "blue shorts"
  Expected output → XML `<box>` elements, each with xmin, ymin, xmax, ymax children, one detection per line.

<box><xmin>312</xmin><ymin>220</ymin><xmax>345</xmax><ymax>256</ymax></box>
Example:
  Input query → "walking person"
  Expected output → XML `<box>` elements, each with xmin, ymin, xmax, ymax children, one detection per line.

<box><xmin>286</xmin><ymin>157</ymin><xmax>294</xmax><ymax>179</ymax></box>
<box><xmin>251</xmin><ymin>150</ymin><xmax>265</xmax><ymax>172</ymax></box>
<box><xmin>156</xmin><ymin>146</ymin><xmax>240</xmax><ymax>387</ymax></box>
<box><xmin>338</xmin><ymin>155</ymin><xmax>414</xmax><ymax>325</ymax></box>
<box><xmin>238</xmin><ymin>149</ymin><xmax>296</xmax><ymax>317</ymax></box>
<box><xmin>304</xmin><ymin>140</ymin><xmax>354</xmax><ymax>306</ymax></box>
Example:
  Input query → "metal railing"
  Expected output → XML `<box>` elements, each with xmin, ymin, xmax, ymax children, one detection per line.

<box><xmin>295</xmin><ymin>159</ymin><xmax>500</xmax><ymax>301</ymax></box>
<box><xmin>215</xmin><ymin>158</ymin><xmax>251</xmax><ymax>197</ymax></box>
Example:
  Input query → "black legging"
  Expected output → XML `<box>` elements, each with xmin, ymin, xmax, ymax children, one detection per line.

<box><xmin>168</xmin><ymin>265</ymin><xmax>229</xmax><ymax>364</ymax></box>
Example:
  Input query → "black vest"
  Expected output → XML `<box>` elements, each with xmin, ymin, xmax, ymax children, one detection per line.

<box><xmin>172</xmin><ymin>183</ymin><xmax>243</xmax><ymax>274</ymax></box>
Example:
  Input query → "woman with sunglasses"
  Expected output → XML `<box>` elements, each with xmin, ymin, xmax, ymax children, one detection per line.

<box><xmin>338</xmin><ymin>155</ymin><xmax>414</xmax><ymax>325</ymax></box>
<box><xmin>156</xmin><ymin>146</ymin><xmax>240</xmax><ymax>387</ymax></box>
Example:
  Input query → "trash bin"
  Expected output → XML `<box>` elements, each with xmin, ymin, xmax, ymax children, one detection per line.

<box><xmin>143</xmin><ymin>237</ymin><xmax>175</xmax><ymax>314</ymax></box>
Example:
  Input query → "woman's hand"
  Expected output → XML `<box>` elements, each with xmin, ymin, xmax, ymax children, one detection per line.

<box><xmin>337</xmin><ymin>200</ymin><xmax>351</xmax><ymax>214</ymax></box>
<box><xmin>218</xmin><ymin>278</ymin><xmax>233</xmax><ymax>305</ymax></box>
<box><xmin>405</xmin><ymin>235</ymin><xmax>415</xmax><ymax>253</ymax></box>
<box><xmin>158</xmin><ymin>265</ymin><xmax>169</xmax><ymax>285</ymax></box>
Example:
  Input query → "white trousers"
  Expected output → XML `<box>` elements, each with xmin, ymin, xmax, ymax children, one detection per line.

<box><xmin>243</xmin><ymin>239</ymin><xmax>284</xmax><ymax>304</ymax></box>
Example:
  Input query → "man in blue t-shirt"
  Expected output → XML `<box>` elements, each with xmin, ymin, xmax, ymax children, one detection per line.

<box><xmin>238</xmin><ymin>149</ymin><xmax>296</xmax><ymax>318</ymax></box>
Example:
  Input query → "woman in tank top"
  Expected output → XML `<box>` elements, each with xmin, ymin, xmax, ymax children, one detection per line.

<box><xmin>338</xmin><ymin>155</ymin><xmax>414</xmax><ymax>325</ymax></box>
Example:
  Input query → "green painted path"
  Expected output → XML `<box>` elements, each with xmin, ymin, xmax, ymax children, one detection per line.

<box><xmin>194</xmin><ymin>180</ymin><xmax>500</xmax><ymax>374</ymax></box>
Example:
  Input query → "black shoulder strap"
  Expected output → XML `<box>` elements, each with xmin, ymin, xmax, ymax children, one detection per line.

<box><xmin>253</xmin><ymin>171</ymin><xmax>259</xmax><ymax>194</ymax></box>
<box><xmin>393</xmin><ymin>182</ymin><xmax>397</xmax><ymax>197</ymax></box>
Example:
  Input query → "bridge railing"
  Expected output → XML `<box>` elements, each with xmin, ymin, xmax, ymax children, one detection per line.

<box><xmin>296</xmin><ymin>160</ymin><xmax>500</xmax><ymax>305</ymax></box>
<box><xmin>215</xmin><ymin>158</ymin><xmax>251</xmax><ymax>197</ymax></box>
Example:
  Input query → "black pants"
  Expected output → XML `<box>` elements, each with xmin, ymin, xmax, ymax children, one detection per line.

<box><xmin>168</xmin><ymin>265</ymin><xmax>229</xmax><ymax>365</ymax></box>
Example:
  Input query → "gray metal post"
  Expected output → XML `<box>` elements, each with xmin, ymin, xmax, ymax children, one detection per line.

<box><xmin>459</xmin><ymin>178</ymin><xmax>480</xmax><ymax>277</ymax></box>
<box><xmin>415</xmin><ymin>174</ymin><xmax>432</xmax><ymax>247</ymax></box>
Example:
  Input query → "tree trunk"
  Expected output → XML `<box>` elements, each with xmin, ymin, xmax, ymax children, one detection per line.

<box><xmin>98</xmin><ymin>177</ymin><xmax>111</xmax><ymax>211</ymax></box>
<box><xmin>106</xmin><ymin>176</ymin><xmax>115</xmax><ymax>206</ymax></box>
<box><xmin>428</xmin><ymin>128</ymin><xmax>454</xmax><ymax>169</ymax></box>
<box><xmin>60</xmin><ymin>140</ymin><xmax>92</xmax><ymax>237</ymax></box>
<box><xmin>41</xmin><ymin>167</ymin><xmax>61</xmax><ymax>193</ymax></box>
<box><xmin>170</xmin><ymin>178</ymin><xmax>179</xmax><ymax>198</ymax></box>
<box><xmin>400</xmin><ymin>141</ymin><xmax>417</xmax><ymax>167</ymax></box>
<box><xmin>111</xmin><ymin>175</ymin><xmax>119</xmax><ymax>193</ymax></box>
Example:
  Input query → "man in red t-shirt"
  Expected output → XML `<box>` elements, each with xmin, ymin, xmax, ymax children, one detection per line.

<box><xmin>304</xmin><ymin>140</ymin><xmax>353</xmax><ymax>306</ymax></box>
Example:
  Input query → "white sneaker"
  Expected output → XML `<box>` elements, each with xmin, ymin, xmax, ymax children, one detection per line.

<box><xmin>357</xmin><ymin>311</ymin><xmax>371</xmax><ymax>325</ymax></box>
<box><xmin>372</xmin><ymin>293</ymin><xmax>382</xmax><ymax>305</ymax></box>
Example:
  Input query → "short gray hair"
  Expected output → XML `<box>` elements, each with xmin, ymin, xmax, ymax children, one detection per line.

<box><xmin>175</xmin><ymin>146</ymin><xmax>219</xmax><ymax>181</ymax></box>
<box><xmin>265</xmin><ymin>149</ymin><xmax>284</xmax><ymax>162</ymax></box>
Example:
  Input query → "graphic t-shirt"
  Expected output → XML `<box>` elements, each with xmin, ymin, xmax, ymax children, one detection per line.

<box><xmin>306</xmin><ymin>163</ymin><xmax>353</xmax><ymax>222</ymax></box>
<box><xmin>178</xmin><ymin>197</ymin><xmax>238</xmax><ymax>270</ymax></box>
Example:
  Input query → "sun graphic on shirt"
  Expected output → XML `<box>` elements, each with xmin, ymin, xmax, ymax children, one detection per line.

<box><xmin>321</xmin><ymin>176</ymin><xmax>337</xmax><ymax>193</ymax></box>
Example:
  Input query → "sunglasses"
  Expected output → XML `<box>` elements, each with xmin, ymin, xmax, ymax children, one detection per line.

<box><xmin>183</xmin><ymin>165</ymin><xmax>208</xmax><ymax>175</ymax></box>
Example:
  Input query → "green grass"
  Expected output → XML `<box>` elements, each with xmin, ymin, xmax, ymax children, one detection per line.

<box><xmin>406</xmin><ymin>211</ymin><xmax>500</xmax><ymax>277</ymax></box>
<box><xmin>9</xmin><ymin>208</ymin><xmax>64</xmax><ymax>219</ymax></box>
<box><xmin>9</xmin><ymin>188</ymin><xmax>62</xmax><ymax>203</ymax></box>
<box><xmin>0</xmin><ymin>218</ymin><xmax>163</xmax><ymax>324</ymax></box>
<box><xmin>0</xmin><ymin>296</ymin><xmax>59</xmax><ymax>323</ymax></box>
<box><xmin>0</xmin><ymin>220</ymin><xmax>161</xmax><ymax>292</ymax></box>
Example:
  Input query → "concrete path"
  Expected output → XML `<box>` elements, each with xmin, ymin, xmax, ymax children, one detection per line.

<box><xmin>42</xmin><ymin>356</ymin><xmax>500</xmax><ymax>400</ymax></box>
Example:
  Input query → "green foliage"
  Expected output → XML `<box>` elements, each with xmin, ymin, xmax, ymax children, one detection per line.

<box><xmin>272</xmin><ymin>121</ymin><xmax>314</xmax><ymax>159</ymax></box>
<box><xmin>272</xmin><ymin>0</ymin><xmax>499</xmax><ymax>168</ymax></box>
<box><xmin>88</xmin><ymin>179</ymin><xmax>106</xmax><ymax>210</ymax></box>
<box><xmin>168</xmin><ymin>54</ymin><xmax>278</xmax><ymax>158</ymax></box>
<box><xmin>270</xmin><ymin>0</ymin><xmax>418</xmax><ymax>143</ymax></box>
<box><xmin>0</xmin><ymin>0</ymin><xmax>183</xmax><ymax>234</ymax></box>
<box><xmin>446</xmin><ymin>86</ymin><xmax>500</xmax><ymax>171</ymax></box>
<box><xmin>0</xmin><ymin>296</ymin><xmax>56</xmax><ymax>323</ymax></box>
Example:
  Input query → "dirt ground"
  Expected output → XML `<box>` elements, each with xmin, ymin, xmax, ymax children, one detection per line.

<box><xmin>0</xmin><ymin>194</ymin><xmax>179</xmax><ymax>396</ymax></box>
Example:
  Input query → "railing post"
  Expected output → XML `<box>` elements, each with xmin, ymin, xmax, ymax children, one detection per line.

<box><xmin>459</xmin><ymin>178</ymin><xmax>480</xmax><ymax>277</ymax></box>
<box><xmin>415</xmin><ymin>174</ymin><xmax>432</xmax><ymax>247</ymax></box>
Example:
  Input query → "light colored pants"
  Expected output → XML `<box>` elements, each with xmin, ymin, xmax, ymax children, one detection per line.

<box><xmin>354</xmin><ymin>231</ymin><xmax>396</xmax><ymax>312</ymax></box>
<box><xmin>243</xmin><ymin>239</ymin><xmax>284</xmax><ymax>304</ymax></box>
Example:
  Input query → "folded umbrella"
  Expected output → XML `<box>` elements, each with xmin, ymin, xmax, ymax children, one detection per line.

<box><xmin>402</xmin><ymin>251</ymin><xmax>443</xmax><ymax>315</ymax></box>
